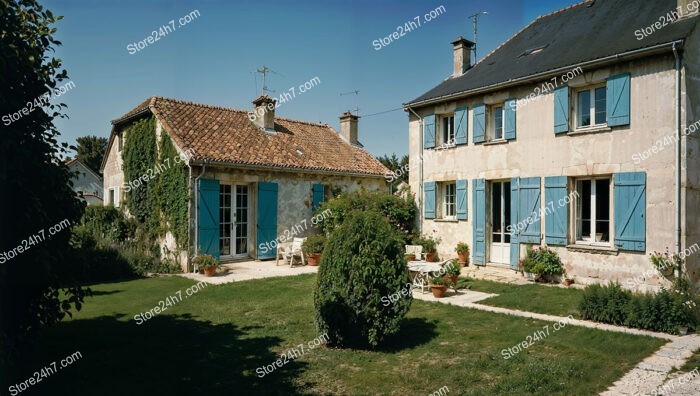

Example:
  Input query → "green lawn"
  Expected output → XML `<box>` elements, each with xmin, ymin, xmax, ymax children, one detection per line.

<box><xmin>461</xmin><ymin>277</ymin><xmax>584</xmax><ymax>318</ymax></box>
<box><xmin>8</xmin><ymin>274</ymin><xmax>665</xmax><ymax>395</ymax></box>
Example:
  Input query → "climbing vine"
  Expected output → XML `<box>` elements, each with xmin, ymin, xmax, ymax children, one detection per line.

<box><xmin>156</xmin><ymin>134</ymin><xmax>189</xmax><ymax>247</ymax></box>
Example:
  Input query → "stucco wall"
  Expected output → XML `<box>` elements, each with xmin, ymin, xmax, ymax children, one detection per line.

<box><xmin>408</xmin><ymin>55</ymin><xmax>695</xmax><ymax>292</ymax></box>
<box><xmin>102</xmin><ymin>130</ymin><xmax>124</xmax><ymax>206</ymax></box>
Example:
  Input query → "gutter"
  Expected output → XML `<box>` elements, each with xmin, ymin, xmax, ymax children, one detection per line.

<box><xmin>403</xmin><ymin>40</ymin><xmax>686</xmax><ymax>109</ymax></box>
<box><xmin>673</xmin><ymin>43</ymin><xmax>682</xmax><ymax>266</ymax></box>
<box><xmin>406</xmin><ymin>107</ymin><xmax>423</xmax><ymax>234</ymax></box>
<box><xmin>189</xmin><ymin>160</ymin><xmax>386</xmax><ymax>179</ymax></box>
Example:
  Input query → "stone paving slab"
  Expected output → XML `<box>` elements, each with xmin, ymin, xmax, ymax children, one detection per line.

<box><xmin>178</xmin><ymin>260</ymin><xmax>318</xmax><ymax>285</ymax></box>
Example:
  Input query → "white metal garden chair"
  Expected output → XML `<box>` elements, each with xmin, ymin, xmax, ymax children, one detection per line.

<box><xmin>276</xmin><ymin>237</ymin><xmax>306</xmax><ymax>267</ymax></box>
<box><xmin>405</xmin><ymin>245</ymin><xmax>424</xmax><ymax>261</ymax></box>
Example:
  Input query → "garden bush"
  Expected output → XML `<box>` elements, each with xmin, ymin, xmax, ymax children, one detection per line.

<box><xmin>579</xmin><ymin>282</ymin><xmax>699</xmax><ymax>334</ymax></box>
<box><xmin>314</xmin><ymin>210</ymin><xmax>411</xmax><ymax>348</ymax></box>
<box><xmin>522</xmin><ymin>246</ymin><xmax>564</xmax><ymax>282</ymax></box>
<box><xmin>315</xmin><ymin>189</ymin><xmax>417</xmax><ymax>243</ymax></box>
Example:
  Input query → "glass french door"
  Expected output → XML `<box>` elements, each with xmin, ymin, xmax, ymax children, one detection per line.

<box><xmin>219</xmin><ymin>184</ymin><xmax>249</xmax><ymax>257</ymax></box>
<box><xmin>490</xmin><ymin>181</ymin><xmax>511</xmax><ymax>264</ymax></box>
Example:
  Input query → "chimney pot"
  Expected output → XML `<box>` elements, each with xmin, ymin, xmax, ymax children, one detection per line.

<box><xmin>251</xmin><ymin>95</ymin><xmax>276</xmax><ymax>133</ymax></box>
<box><xmin>451</xmin><ymin>36</ymin><xmax>475</xmax><ymax>77</ymax></box>
<box><xmin>339</xmin><ymin>111</ymin><xmax>360</xmax><ymax>146</ymax></box>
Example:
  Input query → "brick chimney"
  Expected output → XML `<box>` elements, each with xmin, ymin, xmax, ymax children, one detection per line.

<box><xmin>451</xmin><ymin>36</ymin><xmax>475</xmax><ymax>77</ymax></box>
<box><xmin>339</xmin><ymin>111</ymin><xmax>360</xmax><ymax>146</ymax></box>
<box><xmin>252</xmin><ymin>95</ymin><xmax>276</xmax><ymax>133</ymax></box>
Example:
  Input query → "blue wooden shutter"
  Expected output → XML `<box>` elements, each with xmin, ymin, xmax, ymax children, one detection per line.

<box><xmin>614</xmin><ymin>172</ymin><xmax>646</xmax><ymax>251</ymax></box>
<box><xmin>257</xmin><ymin>182</ymin><xmax>278</xmax><ymax>259</ymax></box>
<box><xmin>545</xmin><ymin>176</ymin><xmax>569</xmax><ymax>246</ymax></box>
<box><xmin>424</xmin><ymin>181</ymin><xmax>436</xmax><ymax>219</ymax></box>
<box><xmin>504</xmin><ymin>99</ymin><xmax>516</xmax><ymax>140</ymax></box>
<box><xmin>519</xmin><ymin>177</ymin><xmax>542</xmax><ymax>244</ymax></box>
<box><xmin>509</xmin><ymin>178</ymin><xmax>520</xmax><ymax>270</ymax></box>
<box><xmin>312</xmin><ymin>183</ymin><xmax>324</xmax><ymax>211</ymax></box>
<box><xmin>607</xmin><ymin>73</ymin><xmax>631</xmax><ymax>127</ymax></box>
<box><xmin>198</xmin><ymin>178</ymin><xmax>220</xmax><ymax>258</ymax></box>
<box><xmin>424</xmin><ymin>114</ymin><xmax>436</xmax><ymax>149</ymax></box>
<box><xmin>553</xmin><ymin>86</ymin><xmax>569</xmax><ymax>134</ymax></box>
<box><xmin>456</xmin><ymin>179</ymin><xmax>467</xmax><ymax>220</ymax></box>
<box><xmin>454</xmin><ymin>107</ymin><xmax>468</xmax><ymax>145</ymax></box>
<box><xmin>473</xmin><ymin>104</ymin><xmax>485</xmax><ymax>143</ymax></box>
<box><xmin>473</xmin><ymin>179</ymin><xmax>486</xmax><ymax>265</ymax></box>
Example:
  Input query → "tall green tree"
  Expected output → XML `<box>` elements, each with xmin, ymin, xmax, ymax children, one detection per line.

<box><xmin>75</xmin><ymin>135</ymin><xmax>108</xmax><ymax>173</ymax></box>
<box><xmin>0</xmin><ymin>0</ymin><xmax>87</xmax><ymax>370</ymax></box>
<box><xmin>377</xmin><ymin>153</ymin><xmax>409</xmax><ymax>184</ymax></box>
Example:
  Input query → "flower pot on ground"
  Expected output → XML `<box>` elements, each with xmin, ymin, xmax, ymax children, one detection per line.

<box><xmin>455</xmin><ymin>242</ymin><xmax>470</xmax><ymax>266</ymax></box>
<box><xmin>564</xmin><ymin>278</ymin><xmax>575</xmax><ymax>286</ymax></box>
<box><xmin>302</xmin><ymin>234</ymin><xmax>326</xmax><ymax>266</ymax></box>
<box><xmin>522</xmin><ymin>245</ymin><xmax>564</xmax><ymax>284</ymax></box>
<box><xmin>193</xmin><ymin>254</ymin><xmax>220</xmax><ymax>277</ymax></box>
<box><xmin>430</xmin><ymin>277</ymin><xmax>449</xmax><ymax>298</ymax></box>
<box><xmin>444</xmin><ymin>260</ymin><xmax>461</xmax><ymax>287</ymax></box>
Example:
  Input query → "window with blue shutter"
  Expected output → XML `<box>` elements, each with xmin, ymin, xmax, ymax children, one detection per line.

<box><xmin>454</xmin><ymin>107</ymin><xmax>468</xmax><ymax>145</ymax></box>
<box><xmin>424</xmin><ymin>181</ymin><xmax>436</xmax><ymax>219</ymax></box>
<box><xmin>504</xmin><ymin>99</ymin><xmax>516</xmax><ymax>140</ymax></box>
<box><xmin>607</xmin><ymin>73</ymin><xmax>631</xmax><ymax>127</ymax></box>
<box><xmin>473</xmin><ymin>179</ymin><xmax>486</xmax><ymax>265</ymax></box>
<box><xmin>545</xmin><ymin>176</ymin><xmax>569</xmax><ymax>246</ymax></box>
<box><xmin>257</xmin><ymin>182</ymin><xmax>278</xmax><ymax>259</ymax></box>
<box><xmin>424</xmin><ymin>114</ymin><xmax>436</xmax><ymax>149</ymax></box>
<box><xmin>312</xmin><ymin>183</ymin><xmax>324</xmax><ymax>211</ymax></box>
<box><xmin>473</xmin><ymin>104</ymin><xmax>485</xmax><ymax>143</ymax></box>
<box><xmin>456</xmin><ymin>179</ymin><xmax>467</xmax><ymax>220</ymax></box>
<box><xmin>614</xmin><ymin>172</ymin><xmax>646</xmax><ymax>251</ymax></box>
<box><xmin>198</xmin><ymin>178</ymin><xmax>220</xmax><ymax>258</ymax></box>
<box><xmin>519</xmin><ymin>177</ymin><xmax>542</xmax><ymax>244</ymax></box>
<box><xmin>509</xmin><ymin>178</ymin><xmax>520</xmax><ymax>270</ymax></box>
<box><xmin>554</xmin><ymin>86</ymin><xmax>569</xmax><ymax>134</ymax></box>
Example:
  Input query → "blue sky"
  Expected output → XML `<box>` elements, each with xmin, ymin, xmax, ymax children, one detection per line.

<box><xmin>45</xmin><ymin>0</ymin><xmax>577</xmax><ymax>158</ymax></box>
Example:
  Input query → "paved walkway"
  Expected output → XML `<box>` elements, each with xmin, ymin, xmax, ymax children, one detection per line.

<box><xmin>178</xmin><ymin>260</ymin><xmax>317</xmax><ymax>284</ymax></box>
<box><xmin>413</xmin><ymin>289</ymin><xmax>700</xmax><ymax>395</ymax></box>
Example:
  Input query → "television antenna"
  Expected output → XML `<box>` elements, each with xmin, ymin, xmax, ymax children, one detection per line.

<box><xmin>340</xmin><ymin>90</ymin><xmax>360</xmax><ymax>115</ymax></box>
<box><xmin>255</xmin><ymin>65</ymin><xmax>283</xmax><ymax>96</ymax></box>
<box><xmin>468</xmin><ymin>11</ymin><xmax>488</xmax><ymax>60</ymax></box>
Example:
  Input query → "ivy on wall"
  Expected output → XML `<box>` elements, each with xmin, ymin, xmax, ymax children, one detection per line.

<box><xmin>121</xmin><ymin>115</ymin><xmax>189</xmax><ymax>248</ymax></box>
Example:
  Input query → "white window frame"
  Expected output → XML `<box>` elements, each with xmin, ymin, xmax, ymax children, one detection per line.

<box><xmin>439</xmin><ymin>114</ymin><xmax>455</xmax><ymax>146</ymax></box>
<box><xmin>488</xmin><ymin>104</ymin><xmax>505</xmax><ymax>141</ymax></box>
<box><xmin>574</xmin><ymin>177</ymin><xmax>612</xmax><ymax>247</ymax></box>
<box><xmin>438</xmin><ymin>182</ymin><xmax>456</xmax><ymax>219</ymax></box>
<box><xmin>574</xmin><ymin>84</ymin><xmax>606</xmax><ymax>130</ymax></box>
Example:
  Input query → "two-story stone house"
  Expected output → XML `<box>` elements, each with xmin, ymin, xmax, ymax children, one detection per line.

<box><xmin>404</xmin><ymin>0</ymin><xmax>700</xmax><ymax>291</ymax></box>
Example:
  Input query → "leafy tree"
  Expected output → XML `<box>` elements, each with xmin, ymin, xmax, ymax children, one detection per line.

<box><xmin>74</xmin><ymin>135</ymin><xmax>108</xmax><ymax>174</ymax></box>
<box><xmin>314</xmin><ymin>210</ymin><xmax>412</xmax><ymax>348</ymax></box>
<box><xmin>0</xmin><ymin>0</ymin><xmax>87</xmax><ymax>367</ymax></box>
<box><xmin>377</xmin><ymin>153</ymin><xmax>409</xmax><ymax>184</ymax></box>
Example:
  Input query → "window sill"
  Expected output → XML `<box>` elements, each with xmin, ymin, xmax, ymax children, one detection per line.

<box><xmin>568</xmin><ymin>126</ymin><xmax>611</xmax><ymax>136</ymax></box>
<box><xmin>434</xmin><ymin>218</ymin><xmax>459</xmax><ymax>223</ymax></box>
<box><xmin>483</xmin><ymin>139</ymin><xmax>509</xmax><ymax>146</ymax></box>
<box><xmin>566</xmin><ymin>244</ymin><xmax>619</xmax><ymax>255</ymax></box>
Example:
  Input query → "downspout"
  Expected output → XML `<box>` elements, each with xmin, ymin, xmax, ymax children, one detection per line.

<box><xmin>407</xmin><ymin>106</ymin><xmax>423</xmax><ymax>234</ymax></box>
<box><xmin>186</xmin><ymin>160</ymin><xmax>192</xmax><ymax>271</ymax></box>
<box><xmin>193</xmin><ymin>163</ymin><xmax>207</xmax><ymax>267</ymax></box>
<box><xmin>673</xmin><ymin>43</ymin><xmax>682</xmax><ymax>269</ymax></box>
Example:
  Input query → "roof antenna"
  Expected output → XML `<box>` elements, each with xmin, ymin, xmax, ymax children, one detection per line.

<box><xmin>468</xmin><ymin>11</ymin><xmax>488</xmax><ymax>60</ymax></box>
<box><xmin>255</xmin><ymin>65</ymin><xmax>283</xmax><ymax>96</ymax></box>
<box><xmin>340</xmin><ymin>90</ymin><xmax>360</xmax><ymax>116</ymax></box>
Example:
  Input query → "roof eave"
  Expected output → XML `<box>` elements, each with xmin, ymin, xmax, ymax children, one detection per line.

<box><xmin>190</xmin><ymin>159</ymin><xmax>387</xmax><ymax>179</ymax></box>
<box><xmin>403</xmin><ymin>40</ymin><xmax>686</xmax><ymax>110</ymax></box>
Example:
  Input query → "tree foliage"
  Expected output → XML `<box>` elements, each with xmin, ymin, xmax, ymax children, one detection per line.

<box><xmin>377</xmin><ymin>153</ymin><xmax>409</xmax><ymax>184</ymax></box>
<box><xmin>0</xmin><ymin>0</ymin><xmax>87</xmax><ymax>365</ymax></box>
<box><xmin>74</xmin><ymin>135</ymin><xmax>108</xmax><ymax>174</ymax></box>
<box><xmin>314</xmin><ymin>210</ymin><xmax>411</xmax><ymax>348</ymax></box>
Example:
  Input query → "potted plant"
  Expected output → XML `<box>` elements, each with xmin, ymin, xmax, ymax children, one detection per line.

<box><xmin>302</xmin><ymin>234</ymin><xmax>326</xmax><ymax>266</ymax></box>
<box><xmin>650</xmin><ymin>249</ymin><xmax>679</xmax><ymax>277</ymax></box>
<box><xmin>443</xmin><ymin>259</ymin><xmax>461</xmax><ymax>286</ymax></box>
<box><xmin>455</xmin><ymin>242</ymin><xmax>470</xmax><ymax>267</ymax></box>
<box><xmin>528</xmin><ymin>246</ymin><xmax>564</xmax><ymax>283</ymax></box>
<box><xmin>420</xmin><ymin>235</ymin><xmax>440</xmax><ymax>262</ymax></box>
<box><xmin>564</xmin><ymin>277</ymin><xmax>575</xmax><ymax>286</ymax></box>
<box><xmin>193</xmin><ymin>254</ymin><xmax>219</xmax><ymax>277</ymax></box>
<box><xmin>430</xmin><ymin>276</ymin><xmax>449</xmax><ymax>298</ymax></box>
<box><xmin>522</xmin><ymin>248</ymin><xmax>537</xmax><ymax>280</ymax></box>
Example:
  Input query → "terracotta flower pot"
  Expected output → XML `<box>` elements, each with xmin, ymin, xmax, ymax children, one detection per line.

<box><xmin>564</xmin><ymin>278</ymin><xmax>574</xmax><ymax>286</ymax></box>
<box><xmin>457</xmin><ymin>251</ymin><xmax>468</xmax><ymax>265</ymax></box>
<box><xmin>430</xmin><ymin>285</ymin><xmax>447</xmax><ymax>298</ymax></box>
<box><xmin>405</xmin><ymin>254</ymin><xmax>416</xmax><ymax>262</ymax></box>
<box><xmin>307</xmin><ymin>253</ymin><xmax>321</xmax><ymax>266</ymax></box>
<box><xmin>204</xmin><ymin>265</ymin><xmax>217</xmax><ymax>277</ymax></box>
<box><xmin>426</xmin><ymin>252</ymin><xmax>437</xmax><ymax>262</ymax></box>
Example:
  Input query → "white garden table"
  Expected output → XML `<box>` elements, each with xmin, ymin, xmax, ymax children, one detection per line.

<box><xmin>407</xmin><ymin>261</ymin><xmax>444</xmax><ymax>294</ymax></box>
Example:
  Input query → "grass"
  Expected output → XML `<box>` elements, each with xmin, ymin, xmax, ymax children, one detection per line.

<box><xmin>7</xmin><ymin>274</ymin><xmax>666</xmax><ymax>395</ymax></box>
<box><xmin>459</xmin><ymin>277</ymin><xmax>584</xmax><ymax>318</ymax></box>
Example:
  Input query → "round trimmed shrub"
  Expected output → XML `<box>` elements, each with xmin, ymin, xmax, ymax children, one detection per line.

<box><xmin>314</xmin><ymin>210</ymin><xmax>411</xmax><ymax>348</ymax></box>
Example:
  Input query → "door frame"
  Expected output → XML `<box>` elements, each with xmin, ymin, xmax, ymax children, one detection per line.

<box><xmin>488</xmin><ymin>179</ymin><xmax>512</xmax><ymax>265</ymax></box>
<box><xmin>219</xmin><ymin>183</ymin><xmax>251</xmax><ymax>259</ymax></box>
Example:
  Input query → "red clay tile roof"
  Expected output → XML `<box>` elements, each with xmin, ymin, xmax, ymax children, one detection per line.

<box><xmin>111</xmin><ymin>97</ymin><xmax>389</xmax><ymax>177</ymax></box>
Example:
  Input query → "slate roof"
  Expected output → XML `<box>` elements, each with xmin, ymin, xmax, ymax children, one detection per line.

<box><xmin>406</xmin><ymin>0</ymin><xmax>699</xmax><ymax>106</ymax></box>
<box><xmin>109</xmin><ymin>97</ymin><xmax>389</xmax><ymax>177</ymax></box>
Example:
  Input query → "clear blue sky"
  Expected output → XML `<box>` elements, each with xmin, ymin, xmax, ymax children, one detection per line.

<box><xmin>45</xmin><ymin>0</ymin><xmax>577</xmax><ymax>158</ymax></box>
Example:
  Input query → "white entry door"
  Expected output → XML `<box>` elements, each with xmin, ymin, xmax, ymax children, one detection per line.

<box><xmin>490</xmin><ymin>181</ymin><xmax>511</xmax><ymax>264</ymax></box>
<box><xmin>219</xmin><ymin>184</ymin><xmax>249</xmax><ymax>258</ymax></box>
